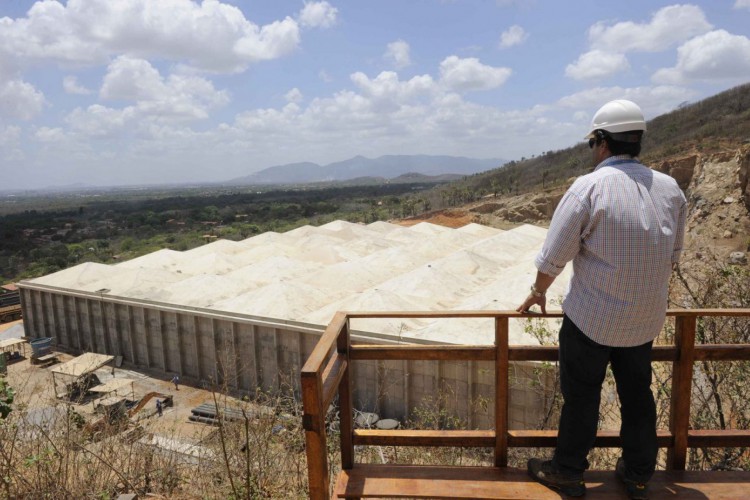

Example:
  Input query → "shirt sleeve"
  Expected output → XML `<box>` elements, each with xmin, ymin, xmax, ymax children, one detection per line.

<box><xmin>671</xmin><ymin>195</ymin><xmax>687</xmax><ymax>264</ymax></box>
<box><xmin>535</xmin><ymin>187</ymin><xmax>589</xmax><ymax>277</ymax></box>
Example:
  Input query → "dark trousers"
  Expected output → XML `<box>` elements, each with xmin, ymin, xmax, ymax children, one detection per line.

<box><xmin>552</xmin><ymin>315</ymin><xmax>657</xmax><ymax>483</ymax></box>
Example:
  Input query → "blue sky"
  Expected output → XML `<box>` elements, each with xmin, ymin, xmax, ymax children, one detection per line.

<box><xmin>1</xmin><ymin>1</ymin><xmax>749</xmax><ymax>189</ymax></box>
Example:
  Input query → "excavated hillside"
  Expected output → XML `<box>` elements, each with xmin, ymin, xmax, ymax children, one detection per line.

<box><xmin>402</xmin><ymin>143</ymin><xmax>750</xmax><ymax>269</ymax></box>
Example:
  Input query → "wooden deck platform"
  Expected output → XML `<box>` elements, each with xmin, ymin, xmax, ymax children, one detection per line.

<box><xmin>303</xmin><ymin>310</ymin><xmax>750</xmax><ymax>499</ymax></box>
<box><xmin>334</xmin><ymin>464</ymin><xmax>749</xmax><ymax>499</ymax></box>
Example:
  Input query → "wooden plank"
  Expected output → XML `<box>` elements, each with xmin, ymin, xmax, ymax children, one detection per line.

<box><xmin>494</xmin><ymin>317</ymin><xmax>509</xmax><ymax>467</ymax></box>
<box><xmin>321</xmin><ymin>353</ymin><xmax>347</xmax><ymax>413</ymax></box>
<box><xmin>694</xmin><ymin>344</ymin><xmax>750</xmax><ymax>361</ymax></box>
<box><xmin>301</xmin><ymin>312</ymin><xmax>346</xmax><ymax>376</ymax></box>
<box><xmin>341</xmin><ymin>308</ymin><xmax>750</xmax><ymax>320</ymax></box>
<box><xmin>334</xmin><ymin>465</ymin><xmax>750</xmax><ymax>499</ymax></box>
<box><xmin>651</xmin><ymin>346</ymin><xmax>678</xmax><ymax>362</ymax></box>
<box><xmin>301</xmin><ymin>366</ymin><xmax>329</xmax><ymax>500</ymax></box>
<box><xmin>507</xmin><ymin>345</ymin><xmax>684</xmax><ymax>362</ymax></box>
<box><xmin>337</xmin><ymin>320</ymin><xmax>354</xmax><ymax>470</ymax></box>
<box><xmin>353</xmin><ymin>430</ymin><xmax>495</xmax><ymax>447</ymax></box>
<box><xmin>688</xmin><ymin>429</ymin><xmax>750</xmax><ymax>447</ymax></box>
<box><xmin>345</xmin><ymin>310</ymin><xmax>564</xmax><ymax>319</ymax></box>
<box><xmin>507</xmin><ymin>346</ymin><xmax>558</xmax><ymax>361</ymax></box>
<box><xmin>335</xmin><ymin>465</ymin><xmax>562</xmax><ymax>499</ymax></box>
<box><xmin>349</xmin><ymin>344</ymin><xmax>680</xmax><ymax>362</ymax></box>
<box><xmin>350</xmin><ymin>430</ymin><xmax>676</xmax><ymax>448</ymax></box>
<box><xmin>508</xmin><ymin>430</ymin><xmax>673</xmax><ymax>448</ymax></box>
<box><xmin>668</xmin><ymin>315</ymin><xmax>696</xmax><ymax>470</ymax></box>
<box><xmin>666</xmin><ymin>308</ymin><xmax>750</xmax><ymax>317</ymax></box>
<box><xmin>351</xmin><ymin>345</ymin><xmax>494</xmax><ymax>361</ymax></box>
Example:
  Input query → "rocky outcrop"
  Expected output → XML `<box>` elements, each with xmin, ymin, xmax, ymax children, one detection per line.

<box><xmin>470</xmin><ymin>202</ymin><xmax>503</xmax><ymax>214</ymax></box>
<box><xmin>658</xmin><ymin>155</ymin><xmax>698</xmax><ymax>189</ymax></box>
<box><xmin>487</xmin><ymin>192</ymin><xmax>565</xmax><ymax>224</ymax></box>
<box><xmin>738</xmin><ymin>146</ymin><xmax>750</xmax><ymax>212</ymax></box>
<box><xmin>683</xmin><ymin>147</ymin><xmax>750</xmax><ymax>261</ymax></box>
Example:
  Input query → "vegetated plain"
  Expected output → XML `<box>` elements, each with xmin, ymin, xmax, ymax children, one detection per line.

<box><xmin>0</xmin><ymin>181</ymin><xmax>448</xmax><ymax>284</ymax></box>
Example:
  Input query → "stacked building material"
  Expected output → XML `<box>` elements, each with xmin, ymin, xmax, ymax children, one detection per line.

<box><xmin>189</xmin><ymin>402</ymin><xmax>264</xmax><ymax>425</ymax></box>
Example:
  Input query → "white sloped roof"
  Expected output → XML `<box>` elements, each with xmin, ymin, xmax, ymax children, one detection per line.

<box><xmin>456</xmin><ymin>223</ymin><xmax>503</xmax><ymax>238</ymax></box>
<box><xmin>160</xmin><ymin>274</ymin><xmax>251</xmax><ymax>307</ymax></box>
<box><xmin>407</xmin><ymin>221</ymin><xmax>453</xmax><ymax>235</ymax></box>
<box><xmin>301</xmin><ymin>288</ymin><xmax>433</xmax><ymax>335</ymax></box>
<box><xmin>223</xmin><ymin>256</ymin><xmax>324</xmax><ymax>287</ymax></box>
<box><xmin>52</xmin><ymin>352</ymin><xmax>114</xmax><ymax>378</ymax></box>
<box><xmin>85</xmin><ymin>267</ymin><xmax>186</xmax><ymax>297</ymax></box>
<box><xmin>116</xmin><ymin>249</ymin><xmax>187</xmax><ymax>272</ymax></box>
<box><xmin>28</xmin><ymin>220</ymin><xmax>570</xmax><ymax>346</ymax></box>
<box><xmin>30</xmin><ymin>262</ymin><xmax>123</xmax><ymax>288</ymax></box>
<box><xmin>212</xmin><ymin>281</ymin><xmax>348</xmax><ymax>320</ymax></box>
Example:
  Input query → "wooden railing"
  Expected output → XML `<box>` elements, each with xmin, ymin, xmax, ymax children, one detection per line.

<box><xmin>301</xmin><ymin>309</ymin><xmax>750</xmax><ymax>500</ymax></box>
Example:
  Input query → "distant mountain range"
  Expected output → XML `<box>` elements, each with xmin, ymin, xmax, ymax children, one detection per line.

<box><xmin>226</xmin><ymin>155</ymin><xmax>505</xmax><ymax>185</ymax></box>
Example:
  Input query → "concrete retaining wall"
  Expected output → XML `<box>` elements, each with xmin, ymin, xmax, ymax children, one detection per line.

<box><xmin>19</xmin><ymin>283</ymin><xmax>553</xmax><ymax>429</ymax></box>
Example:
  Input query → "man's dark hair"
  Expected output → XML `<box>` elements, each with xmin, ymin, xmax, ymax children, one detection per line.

<box><xmin>600</xmin><ymin>130</ymin><xmax>643</xmax><ymax>157</ymax></box>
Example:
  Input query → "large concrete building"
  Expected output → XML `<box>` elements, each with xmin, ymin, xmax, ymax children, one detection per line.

<box><xmin>19</xmin><ymin>220</ymin><xmax>570</xmax><ymax>428</ymax></box>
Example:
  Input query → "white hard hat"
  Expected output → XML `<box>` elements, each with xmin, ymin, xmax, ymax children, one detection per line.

<box><xmin>585</xmin><ymin>99</ymin><xmax>646</xmax><ymax>139</ymax></box>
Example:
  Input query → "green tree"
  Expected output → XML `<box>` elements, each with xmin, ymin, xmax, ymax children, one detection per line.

<box><xmin>0</xmin><ymin>378</ymin><xmax>14</xmax><ymax>418</ymax></box>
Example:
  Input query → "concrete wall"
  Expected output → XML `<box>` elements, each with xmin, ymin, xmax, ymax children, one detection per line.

<box><xmin>19</xmin><ymin>283</ymin><xmax>553</xmax><ymax>429</ymax></box>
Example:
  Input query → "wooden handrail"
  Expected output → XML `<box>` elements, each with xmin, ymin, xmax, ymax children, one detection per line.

<box><xmin>302</xmin><ymin>309</ymin><xmax>750</xmax><ymax>500</ymax></box>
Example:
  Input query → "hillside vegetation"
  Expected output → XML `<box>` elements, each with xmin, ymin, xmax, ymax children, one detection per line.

<box><xmin>421</xmin><ymin>82</ymin><xmax>750</xmax><ymax>207</ymax></box>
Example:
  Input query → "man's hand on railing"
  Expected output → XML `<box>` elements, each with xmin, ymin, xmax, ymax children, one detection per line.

<box><xmin>516</xmin><ymin>293</ymin><xmax>546</xmax><ymax>315</ymax></box>
<box><xmin>517</xmin><ymin>271</ymin><xmax>555</xmax><ymax>314</ymax></box>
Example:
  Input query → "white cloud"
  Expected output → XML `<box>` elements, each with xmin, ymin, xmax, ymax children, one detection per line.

<box><xmin>298</xmin><ymin>1</ymin><xmax>338</xmax><ymax>28</ymax></box>
<box><xmin>565</xmin><ymin>50</ymin><xmax>630</xmax><ymax>81</ymax></box>
<box><xmin>285</xmin><ymin>88</ymin><xmax>303</xmax><ymax>103</ymax></box>
<box><xmin>350</xmin><ymin>71</ymin><xmax>436</xmax><ymax>111</ymax></box>
<box><xmin>0</xmin><ymin>0</ymin><xmax>303</xmax><ymax>73</ymax></box>
<box><xmin>439</xmin><ymin>56</ymin><xmax>512</xmax><ymax>92</ymax></box>
<box><xmin>225</xmin><ymin>88</ymin><xmax>568</xmax><ymax>167</ymax></box>
<box><xmin>557</xmin><ymin>85</ymin><xmax>697</xmax><ymax>118</ymax></box>
<box><xmin>100</xmin><ymin>56</ymin><xmax>229</xmax><ymax>122</ymax></box>
<box><xmin>66</xmin><ymin>104</ymin><xmax>135</xmax><ymax>138</ymax></box>
<box><xmin>100</xmin><ymin>56</ymin><xmax>166</xmax><ymax>101</ymax></box>
<box><xmin>63</xmin><ymin>56</ymin><xmax>231</xmax><ymax>142</ymax></box>
<box><xmin>588</xmin><ymin>5</ymin><xmax>712</xmax><ymax>53</ymax></box>
<box><xmin>0</xmin><ymin>78</ymin><xmax>45</xmax><ymax>120</ymax></box>
<box><xmin>318</xmin><ymin>70</ymin><xmax>333</xmax><ymax>82</ymax></box>
<box><xmin>735</xmin><ymin>0</ymin><xmax>750</xmax><ymax>10</ymax></box>
<box><xmin>499</xmin><ymin>25</ymin><xmax>528</xmax><ymax>49</ymax></box>
<box><xmin>565</xmin><ymin>5</ymin><xmax>713</xmax><ymax>83</ymax></box>
<box><xmin>652</xmin><ymin>30</ymin><xmax>750</xmax><ymax>84</ymax></box>
<box><xmin>0</xmin><ymin>125</ymin><xmax>21</xmax><ymax>145</ymax></box>
<box><xmin>573</xmin><ymin>111</ymin><xmax>589</xmax><ymax>122</ymax></box>
<box><xmin>384</xmin><ymin>40</ymin><xmax>411</xmax><ymax>69</ymax></box>
<box><xmin>63</xmin><ymin>76</ymin><xmax>91</xmax><ymax>95</ymax></box>
<box><xmin>0</xmin><ymin>125</ymin><xmax>23</xmax><ymax>161</ymax></box>
<box><xmin>35</xmin><ymin>126</ymin><xmax>67</xmax><ymax>142</ymax></box>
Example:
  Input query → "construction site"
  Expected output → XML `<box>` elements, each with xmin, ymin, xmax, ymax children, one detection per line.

<box><xmin>14</xmin><ymin>219</ymin><xmax>570</xmax><ymax>431</ymax></box>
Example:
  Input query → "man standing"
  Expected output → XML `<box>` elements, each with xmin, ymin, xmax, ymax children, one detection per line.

<box><xmin>517</xmin><ymin>99</ymin><xmax>686</xmax><ymax>499</ymax></box>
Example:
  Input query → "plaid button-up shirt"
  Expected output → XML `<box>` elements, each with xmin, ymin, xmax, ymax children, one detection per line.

<box><xmin>535</xmin><ymin>155</ymin><xmax>687</xmax><ymax>347</ymax></box>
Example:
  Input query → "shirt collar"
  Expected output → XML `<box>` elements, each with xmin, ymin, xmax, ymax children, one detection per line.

<box><xmin>595</xmin><ymin>154</ymin><xmax>640</xmax><ymax>171</ymax></box>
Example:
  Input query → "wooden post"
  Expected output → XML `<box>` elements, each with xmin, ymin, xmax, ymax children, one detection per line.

<box><xmin>338</xmin><ymin>317</ymin><xmax>354</xmax><ymax>470</ymax></box>
<box><xmin>494</xmin><ymin>316</ymin><xmax>509</xmax><ymax>467</ymax></box>
<box><xmin>302</xmin><ymin>368</ymin><xmax>329</xmax><ymax>500</ymax></box>
<box><xmin>668</xmin><ymin>314</ymin><xmax>696</xmax><ymax>470</ymax></box>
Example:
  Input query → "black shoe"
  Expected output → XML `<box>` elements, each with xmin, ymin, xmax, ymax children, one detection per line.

<box><xmin>527</xmin><ymin>458</ymin><xmax>586</xmax><ymax>497</ymax></box>
<box><xmin>616</xmin><ymin>457</ymin><xmax>649</xmax><ymax>499</ymax></box>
